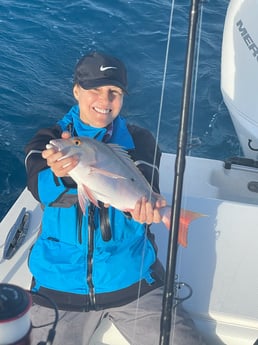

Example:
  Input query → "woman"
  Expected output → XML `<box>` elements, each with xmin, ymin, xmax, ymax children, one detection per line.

<box><xmin>25</xmin><ymin>51</ymin><xmax>206</xmax><ymax>345</ymax></box>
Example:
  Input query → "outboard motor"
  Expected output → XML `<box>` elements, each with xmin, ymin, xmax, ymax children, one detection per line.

<box><xmin>221</xmin><ymin>0</ymin><xmax>258</xmax><ymax>159</ymax></box>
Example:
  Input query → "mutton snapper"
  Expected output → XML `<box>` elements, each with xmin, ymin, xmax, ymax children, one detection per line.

<box><xmin>47</xmin><ymin>137</ymin><xmax>202</xmax><ymax>247</ymax></box>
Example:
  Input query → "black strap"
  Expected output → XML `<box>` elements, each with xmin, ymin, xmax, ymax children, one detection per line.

<box><xmin>99</xmin><ymin>202</ymin><xmax>112</xmax><ymax>241</ymax></box>
<box><xmin>77</xmin><ymin>203</ymin><xmax>83</xmax><ymax>244</ymax></box>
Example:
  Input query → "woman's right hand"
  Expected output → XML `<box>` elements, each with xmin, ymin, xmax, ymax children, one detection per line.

<box><xmin>42</xmin><ymin>131</ymin><xmax>78</xmax><ymax>177</ymax></box>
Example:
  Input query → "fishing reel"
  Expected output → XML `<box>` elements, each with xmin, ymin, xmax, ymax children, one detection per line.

<box><xmin>0</xmin><ymin>283</ymin><xmax>58</xmax><ymax>345</ymax></box>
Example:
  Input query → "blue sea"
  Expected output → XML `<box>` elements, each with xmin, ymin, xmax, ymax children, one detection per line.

<box><xmin>0</xmin><ymin>0</ymin><xmax>238</xmax><ymax>221</ymax></box>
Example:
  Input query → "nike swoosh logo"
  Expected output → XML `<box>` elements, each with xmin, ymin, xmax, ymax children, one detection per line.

<box><xmin>100</xmin><ymin>65</ymin><xmax>118</xmax><ymax>72</ymax></box>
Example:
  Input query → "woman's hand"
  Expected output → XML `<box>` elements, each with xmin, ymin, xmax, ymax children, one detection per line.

<box><xmin>42</xmin><ymin>131</ymin><xmax>78</xmax><ymax>177</ymax></box>
<box><xmin>130</xmin><ymin>196</ymin><xmax>167</xmax><ymax>224</ymax></box>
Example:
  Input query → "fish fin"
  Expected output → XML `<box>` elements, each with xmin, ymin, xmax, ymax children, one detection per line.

<box><xmin>161</xmin><ymin>207</ymin><xmax>205</xmax><ymax>248</ymax></box>
<box><xmin>107</xmin><ymin>143</ymin><xmax>130</xmax><ymax>158</ymax></box>
<box><xmin>107</xmin><ymin>144</ymin><xmax>143</xmax><ymax>170</ymax></box>
<box><xmin>78</xmin><ymin>187</ymin><xmax>88</xmax><ymax>215</ymax></box>
<box><xmin>89</xmin><ymin>166</ymin><xmax>126</xmax><ymax>179</ymax></box>
<box><xmin>78</xmin><ymin>184</ymin><xmax>99</xmax><ymax>214</ymax></box>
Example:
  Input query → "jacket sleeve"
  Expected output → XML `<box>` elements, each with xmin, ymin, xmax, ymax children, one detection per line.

<box><xmin>127</xmin><ymin>124</ymin><xmax>162</xmax><ymax>194</ymax></box>
<box><xmin>25</xmin><ymin>125</ymin><xmax>77</xmax><ymax>203</ymax></box>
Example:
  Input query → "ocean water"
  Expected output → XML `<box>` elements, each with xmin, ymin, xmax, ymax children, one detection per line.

<box><xmin>0</xmin><ymin>0</ymin><xmax>239</xmax><ymax>221</ymax></box>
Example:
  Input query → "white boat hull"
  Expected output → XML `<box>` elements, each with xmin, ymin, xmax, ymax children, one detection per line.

<box><xmin>154</xmin><ymin>153</ymin><xmax>258</xmax><ymax>345</ymax></box>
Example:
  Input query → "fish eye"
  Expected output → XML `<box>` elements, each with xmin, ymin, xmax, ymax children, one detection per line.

<box><xmin>73</xmin><ymin>139</ymin><xmax>81</xmax><ymax>146</ymax></box>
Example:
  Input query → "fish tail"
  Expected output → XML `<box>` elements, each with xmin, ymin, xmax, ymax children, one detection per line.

<box><xmin>161</xmin><ymin>207</ymin><xmax>205</xmax><ymax>248</ymax></box>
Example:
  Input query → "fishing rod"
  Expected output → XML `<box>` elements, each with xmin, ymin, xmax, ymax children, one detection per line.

<box><xmin>159</xmin><ymin>0</ymin><xmax>201</xmax><ymax>344</ymax></box>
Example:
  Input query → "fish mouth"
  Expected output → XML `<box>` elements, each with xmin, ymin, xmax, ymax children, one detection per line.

<box><xmin>47</xmin><ymin>139</ymin><xmax>75</xmax><ymax>160</ymax></box>
<box><xmin>47</xmin><ymin>140</ymin><xmax>61</xmax><ymax>151</ymax></box>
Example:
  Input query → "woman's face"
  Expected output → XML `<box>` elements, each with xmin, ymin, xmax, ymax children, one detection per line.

<box><xmin>73</xmin><ymin>84</ymin><xmax>124</xmax><ymax>128</ymax></box>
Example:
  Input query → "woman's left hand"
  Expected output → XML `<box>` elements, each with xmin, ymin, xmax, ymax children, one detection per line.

<box><xmin>130</xmin><ymin>197</ymin><xmax>166</xmax><ymax>224</ymax></box>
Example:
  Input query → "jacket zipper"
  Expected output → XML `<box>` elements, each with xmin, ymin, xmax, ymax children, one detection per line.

<box><xmin>87</xmin><ymin>203</ymin><xmax>96</xmax><ymax>307</ymax></box>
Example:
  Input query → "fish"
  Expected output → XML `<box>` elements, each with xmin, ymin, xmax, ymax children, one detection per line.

<box><xmin>47</xmin><ymin>136</ymin><xmax>203</xmax><ymax>247</ymax></box>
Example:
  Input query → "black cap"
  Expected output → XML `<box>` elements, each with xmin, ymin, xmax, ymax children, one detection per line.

<box><xmin>74</xmin><ymin>52</ymin><xmax>127</xmax><ymax>92</ymax></box>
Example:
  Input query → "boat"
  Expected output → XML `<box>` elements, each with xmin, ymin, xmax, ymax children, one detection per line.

<box><xmin>1</xmin><ymin>0</ymin><xmax>258</xmax><ymax>344</ymax></box>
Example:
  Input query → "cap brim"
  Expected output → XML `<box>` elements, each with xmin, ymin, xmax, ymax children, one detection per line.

<box><xmin>78</xmin><ymin>79</ymin><xmax>128</xmax><ymax>94</ymax></box>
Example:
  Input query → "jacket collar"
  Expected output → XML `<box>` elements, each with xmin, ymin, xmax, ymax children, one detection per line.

<box><xmin>58</xmin><ymin>105</ymin><xmax>135</xmax><ymax>149</ymax></box>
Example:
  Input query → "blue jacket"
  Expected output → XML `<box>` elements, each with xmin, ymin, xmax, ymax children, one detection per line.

<box><xmin>25</xmin><ymin>106</ymin><xmax>163</xmax><ymax>311</ymax></box>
